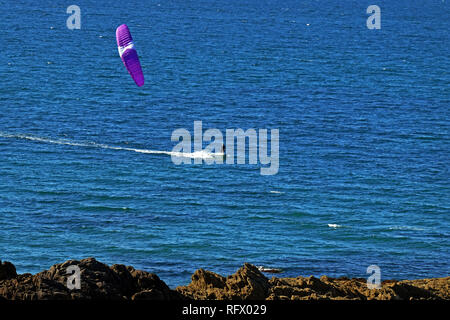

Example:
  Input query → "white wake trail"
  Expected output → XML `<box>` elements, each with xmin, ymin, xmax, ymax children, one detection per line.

<box><xmin>0</xmin><ymin>132</ymin><xmax>223</xmax><ymax>160</ymax></box>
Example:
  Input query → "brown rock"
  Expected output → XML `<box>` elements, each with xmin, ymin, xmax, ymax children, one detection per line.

<box><xmin>0</xmin><ymin>261</ymin><xmax>17</xmax><ymax>281</ymax></box>
<box><xmin>1</xmin><ymin>259</ymin><xmax>449</xmax><ymax>301</ymax></box>
<box><xmin>225</xmin><ymin>263</ymin><xmax>270</xmax><ymax>300</ymax></box>
<box><xmin>193</xmin><ymin>269</ymin><xmax>227</xmax><ymax>290</ymax></box>
<box><xmin>176</xmin><ymin>263</ymin><xmax>270</xmax><ymax>300</ymax></box>
<box><xmin>0</xmin><ymin>257</ymin><xmax>180</xmax><ymax>300</ymax></box>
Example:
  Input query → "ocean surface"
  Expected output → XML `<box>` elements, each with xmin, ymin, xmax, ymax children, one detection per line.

<box><xmin>1</xmin><ymin>0</ymin><xmax>449</xmax><ymax>287</ymax></box>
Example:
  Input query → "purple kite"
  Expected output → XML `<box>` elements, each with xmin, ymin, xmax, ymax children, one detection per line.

<box><xmin>116</xmin><ymin>24</ymin><xmax>144</xmax><ymax>87</ymax></box>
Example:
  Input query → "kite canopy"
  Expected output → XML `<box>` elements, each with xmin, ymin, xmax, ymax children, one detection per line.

<box><xmin>116</xmin><ymin>24</ymin><xmax>144</xmax><ymax>87</ymax></box>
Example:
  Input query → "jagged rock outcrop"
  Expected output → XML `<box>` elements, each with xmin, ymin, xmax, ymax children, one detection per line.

<box><xmin>0</xmin><ymin>258</ymin><xmax>448</xmax><ymax>300</ymax></box>
<box><xmin>176</xmin><ymin>264</ymin><xmax>449</xmax><ymax>300</ymax></box>
<box><xmin>176</xmin><ymin>263</ymin><xmax>270</xmax><ymax>300</ymax></box>
<box><xmin>0</xmin><ymin>257</ymin><xmax>182</xmax><ymax>300</ymax></box>
<box><xmin>265</xmin><ymin>275</ymin><xmax>450</xmax><ymax>300</ymax></box>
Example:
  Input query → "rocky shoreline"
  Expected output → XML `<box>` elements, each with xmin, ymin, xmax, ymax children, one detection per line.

<box><xmin>0</xmin><ymin>258</ymin><xmax>448</xmax><ymax>300</ymax></box>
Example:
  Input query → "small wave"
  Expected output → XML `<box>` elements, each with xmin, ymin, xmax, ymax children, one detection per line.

<box><xmin>269</xmin><ymin>191</ymin><xmax>284</xmax><ymax>194</ymax></box>
<box><xmin>328</xmin><ymin>224</ymin><xmax>342</xmax><ymax>228</ymax></box>
<box><xmin>388</xmin><ymin>225</ymin><xmax>426</xmax><ymax>232</ymax></box>
<box><xmin>78</xmin><ymin>205</ymin><xmax>132</xmax><ymax>212</ymax></box>
<box><xmin>257</xmin><ymin>266</ymin><xmax>283</xmax><ymax>273</ymax></box>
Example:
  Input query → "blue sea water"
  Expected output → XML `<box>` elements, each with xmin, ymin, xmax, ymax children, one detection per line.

<box><xmin>0</xmin><ymin>0</ymin><xmax>449</xmax><ymax>287</ymax></box>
